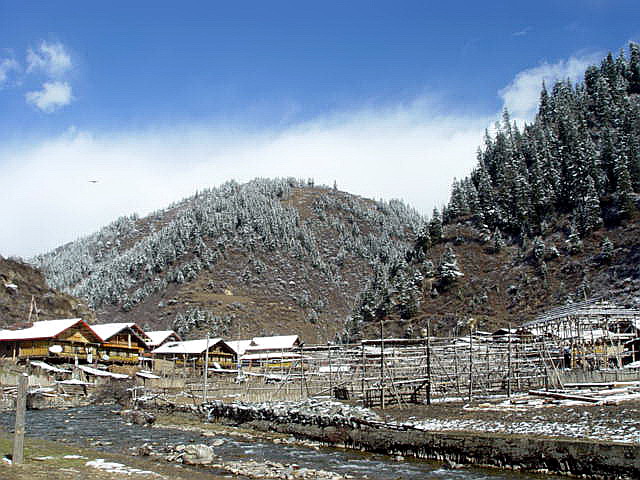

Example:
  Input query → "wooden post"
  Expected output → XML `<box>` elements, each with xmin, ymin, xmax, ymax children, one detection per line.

<box><xmin>468</xmin><ymin>327</ymin><xmax>473</xmax><ymax>402</ymax></box>
<box><xmin>380</xmin><ymin>319</ymin><xmax>385</xmax><ymax>409</ymax></box>
<box><xmin>507</xmin><ymin>323</ymin><xmax>512</xmax><ymax>398</ymax></box>
<box><xmin>13</xmin><ymin>374</ymin><xmax>28</xmax><ymax>465</ymax></box>
<box><xmin>328</xmin><ymin>345</ymin><xmax>333</xmax><ymax>397</ymax></box>
<box><xmin>299</xmin><ymin>346</ymin><xmax>304</xmax><ymax>399</ymax></box>
<box><xmin>203</xmin><ymin>337</ymin><xmax>210</xmax><ymax>403</ymax></box>
<box><xmin>454</xmin><ymin>341</ymin><xmax>460</xmax><ymax>395</ymax></box>
<box><xmin>360</xmin><ymin>343</ymin><xmax>365</xmax><ymax>403</ymax></box>
<box><xmin>426</xmin><ymin>320</ymin><xmax>431</xmax><ymax>405</ymax></box>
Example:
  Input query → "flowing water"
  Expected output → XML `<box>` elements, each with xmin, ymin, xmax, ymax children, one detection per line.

<box><xmin>0</xmin><ymin>406</ymin><xmax>562</xmax><ymax>479</ymax></box>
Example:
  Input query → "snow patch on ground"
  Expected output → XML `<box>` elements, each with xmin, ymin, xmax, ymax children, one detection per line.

<box><xmin>403</xmin><ymin>415</ymin><xmax>640</xmax><ymax>444</ymax></box>
<box><xmin>86</xmin><ymin>458</ymin><xmax>161</xmax><ymax>477</ymax></box>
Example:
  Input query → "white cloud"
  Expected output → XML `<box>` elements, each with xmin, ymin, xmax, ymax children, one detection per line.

<box><xmin>0</xmin><ymin>101</ymin><xmax>489</xmax><ymax>257</ymax></box>
<box><xmin>499</xmin><ymin>52</ymin><xmax>602</xmax><ymax>122</ymax></box>
<box><xmin>26</xmin><ymin>41</ymin><xmax>72</xmax><ymax>77</ymax></box>
<box><xmin>1</xmin><ymin>50</ymin><xmax>603</xmax><ymax>258</ymax></box>
<box><xmin>0</xmin><ymin>57</ymin><xmax>20</xmax><ymax>87</ymax></box>
<box><xmin>25</xmin><ymin>81</ymin><xmax>73</xmax><ymax>113</ymax></box>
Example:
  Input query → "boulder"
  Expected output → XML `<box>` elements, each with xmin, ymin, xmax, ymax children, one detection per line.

<box><xmin>121</xmin><ymin>409</ymin><xmax>156</xmax><ymax>426</ymax></box>
<box><xmin>183</xmin><ymin>444</ymin><xmax>215</xmax><ymax>465</ymax></box>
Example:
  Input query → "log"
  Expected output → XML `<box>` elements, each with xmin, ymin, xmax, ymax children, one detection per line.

<box><xmin>528</xmin><ymin>389</ymin><xmax>600</xmax><ymax>403</ymax></box>
<box><xmin>563</xmin><ymin>381</ymin><xmax>640</xmax><ymax>389</ymax></box>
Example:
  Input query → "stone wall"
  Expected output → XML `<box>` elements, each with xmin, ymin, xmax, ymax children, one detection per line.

<box><xmin>144</xmin><ymin>399</ymin><xmax>640</xmax><ymax>479</ymax></box>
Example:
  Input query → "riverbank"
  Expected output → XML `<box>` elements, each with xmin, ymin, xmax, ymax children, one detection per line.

<box><xmin>141</xmin><ymin>396</ymin><xmax>640</xmax><ymax>479</ymax></box>
<box><xmin>0</xmin><ymin>428</ymin><xmax>230</xmax><ymax>480</ymax></box>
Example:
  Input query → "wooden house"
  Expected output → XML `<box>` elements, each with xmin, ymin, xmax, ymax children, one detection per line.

<box><xmin>0</xmin><ymin>318</ymin><xmax>101</xmax><ymax>363</ymax></box>
<box><xmin>241</xmin><ymin>335</ymin><xmax>304</xmax><ymax>368</ymax></box>
<box><xmin>244</xmin><ymin>335</ymin><xmax>301</xmax><ymax>355</ymax></box>
<box><xmin>91</xmin><ymin>323</ymin><xmax>151</xmax><ymax>364</ymax></box>
<box><xmin>151</xmin><ymin>338</ymin><xmax>236</xmax><ymax>369</ymax></box>
<box><xmin>143</xmin><ymin>330</ymin><xmax>182</xmax><ymax>351</ymax></box>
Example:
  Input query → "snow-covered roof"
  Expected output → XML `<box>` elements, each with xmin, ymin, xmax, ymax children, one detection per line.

<box><xmin>29</xmin><ymin>360</ymin><xmax>71</xmax><ymax>374</ymax></box>
<box><xmin>241</xmin><ymin>352</ymin><xmax>309</xmax><ymax>361</ymax></box>
<box><xmin>91</xmin><ymin>322</ymin><xmax>138</xmax><ymax>342</ymax></box>
<box><xmin>144</xmin><ymin>330</ymin><xmax>181</xmax><ymax>347</ymax></box>
<box><xmin>493</xmin><ymin>328</ymin><xmax>518</xmax><ymax>335</ymax></box>
<box><xmin>78</xmin><ymin>365</ymin><xmax>129</xmax><ymax>379</ymax></box>
<box><xmin>0</xmin><ymin>318</ymin><xmax>98</xmax><ymax>342</ymax></box>
<box><xmin>226</xmin><ymin>339</ymin><xmax>252</xmax><ymax>356</ymax></box>
<box><xmin>151</xmin><ymin>338</ymin><xmax>226</xmax><ymax>355</ymax></box>
<box><xmin>246</xmin><ymin>335</ymin><xmax>300</xmax><ymax>352</ymax></box>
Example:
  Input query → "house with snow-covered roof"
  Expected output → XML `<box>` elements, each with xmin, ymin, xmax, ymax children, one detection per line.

<box><xmin>240</xmin><ymin>335</ymin><xmax>303</xmax><ymax>368</ymax></box>
<box><xmin>225</xmin><ymin>339</ymin><xmax>252</xmax><ymax>357</ymax></box>
<box><xmin>91</xmin><ymin>322</ymin><xmax>151</xmax><ymax>364</ymax></box>
<box><xmin>151</xmin><ymin>338</ymin><xmax>235</xmax><ymax>369</ymax></box>
<box><xmin>0</xmin><ymin>318</ymin><xmax>101</xmax><ymax>363</ymax></box>
<box><xmin>244</xmin><ymin>335</ymin><xmax>301</xmax><ymax>354</ymax></box>
<box><xmin>143</xmin><ymin>330</ymin><xmax>182</xmax><ymax>350</ymax></box>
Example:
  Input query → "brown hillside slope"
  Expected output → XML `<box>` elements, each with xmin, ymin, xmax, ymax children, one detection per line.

<box><xmin>0</xmin><ymin>256</ymin><xmax>95</xmax><ymax>327</ymax></box>
<box><xmin>363</xmin><ymin>213</ymin><xmax>640</xmax><ymax>339</ymax></box>
<box><xmin>36</xmin><ymin>184</ymin><xmax>419</xmax><ymax>343</ymax></box>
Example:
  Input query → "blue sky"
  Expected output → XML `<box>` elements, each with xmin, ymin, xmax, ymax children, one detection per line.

<box><xmin>1</xmin><ymin>1</ymin><xmax>640</xmax><ymax>256</ymax></box>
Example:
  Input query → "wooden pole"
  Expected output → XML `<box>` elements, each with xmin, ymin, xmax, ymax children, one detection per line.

<box><xmin>426</xmin><ymin>320</ymin><xmax>431</xmax><ymax>405</ymax></box>
<box><xmin>203</xmin><ymin>337</ymin><xmax>210</xmax><ymax>403</ymax></box>
<box><xmin>507</xmin><ymin>323</ymin><xmax>512</xmax><ymax>398</ymax></box>
<box><xmin>360</xmin><ymin>343</ymin><xmax>365</xmax><ymax>403</ymax></box>
<box><xmin>328</xmin><ymin>345</ymin><xmax>333</xmax><ymax>397</ymax></box>
<box><xmin>13</xmin><ymin>374</ymin><xmax>28</xmax><ymax>465</ymax></box>
<box><xmin>380</xmin><ymin>319</ymin><xmax>385</xmax><ymax>409</ymax></box>
<box><xmin>468</xmin><ymin>327</ymin><xmax>473</xmax><ymax>402</ymax></box>
<box><xmin>454</xmin><ymin>342</ymin><xmax>460</xmax><ymax>395</ymax></box>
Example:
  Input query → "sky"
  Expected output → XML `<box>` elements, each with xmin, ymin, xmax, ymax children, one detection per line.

<box><xmin>1</xmin><ymin>1</ymin><xmax>640</xmax><ymax>258</ymax></box>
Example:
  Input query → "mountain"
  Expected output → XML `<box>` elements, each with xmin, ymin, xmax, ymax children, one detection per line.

<box><xmin>31</xmin><ymin>179</ymin><xmax>422</xmax><ymax>342</ymax></box>
<box><xmin>30</xmin><ymin>46</ymin><xmax>640</xmax><ymax>343</ymax></box>
<box><xmin>348</xmin><ymin>45</ymin><xmax>640</xmax><ymax>339</ymax></box>
<box><xmin>0</xmin><ymin>255</ymin><xmax>95</xmax><ymax>327</ymax></box>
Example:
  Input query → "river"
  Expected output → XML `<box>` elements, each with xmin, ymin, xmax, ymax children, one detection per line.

<box><xmin>0</xmin><ymin>406</ymin><xmax>562</xmax><ymax>479</ymax></box>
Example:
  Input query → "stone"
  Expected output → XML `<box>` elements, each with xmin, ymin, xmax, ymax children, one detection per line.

<box><xmin>183</xmin><ymin>444</ymin><xmax>215</xmax><ymax>465</ymax></box>
<box><xmin>133</xmin><ymin>443</ymin><xmax>153</xmax><ymax>456</ymax></box>
<box><xmin>120</xmin><ymin>409</ymin><xmax>156</xmax><ymax>426</ymax></box>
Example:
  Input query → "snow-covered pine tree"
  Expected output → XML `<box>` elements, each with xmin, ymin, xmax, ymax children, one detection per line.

<box><xmin>437</xmin><ymin>246</ymin><xmax>464</xmax><ymax>286</ymax></box>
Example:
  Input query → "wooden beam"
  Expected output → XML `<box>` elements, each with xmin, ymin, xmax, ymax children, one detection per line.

<box><xmin>528</xmin><ymin>389</ymin><xmax>600</xmax><ymax>403</ymax></box>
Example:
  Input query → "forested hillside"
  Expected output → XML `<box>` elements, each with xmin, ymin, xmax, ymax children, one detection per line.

<box><xmin>348</xmin><ymin>44</ymin><xmax>640</xmax><ymax>340</ymax></box>
<box><xmin>32</xmin><ymin>178</ymin><xmax>422</xmax><ymax>342</ymax></box>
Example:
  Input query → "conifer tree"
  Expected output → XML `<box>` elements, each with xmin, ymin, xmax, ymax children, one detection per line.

<box><xmin>437</xmin><ymin>246</ymin><xmax>464</xmax><ymax>285</ymax></box>
<box><xmin>575</xmin><ymin>176</ymin><xmax>603</xmax><ymax>235</ymax></box>
<box><xmin>429</xmin><ymin>208</ymin><xmax>443</xmax><ymax>243</ymax></box>
<box><xmin>628</xmin><ymin>42</ymin><xmax>640</xmax><ymax>94</ymax></box>
<box><xmin>600</xmin><ymin>237</ymin><xmax>614</xmax><ymax>263</ymax></box>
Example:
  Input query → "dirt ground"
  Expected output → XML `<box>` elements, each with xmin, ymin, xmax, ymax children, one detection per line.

<box><xmin>381</xmin><ymin>397</ymin><xmax>639</xmax><ymax>423</ymax></box>
<box><xmin>373</xmin><ymin>396</ymin><xmax>640</xmax><ymax>443</ymax></box>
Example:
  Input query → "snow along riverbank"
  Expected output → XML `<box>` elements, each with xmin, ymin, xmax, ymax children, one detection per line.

<box><xmin>139</xmin><ymin>396</ymin><xmax>640</xmax><ymax>478</ymax></box>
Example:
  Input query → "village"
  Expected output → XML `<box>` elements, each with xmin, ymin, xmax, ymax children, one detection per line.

<box><xmin>2</xmin><ymin>298</ymin><xmax>640</xmax><ymax>409</ymax></box>
<box><xmin>3</xmin><ymin>297</ymin><xmax>640</xmax><ymax>479</ymax></box>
